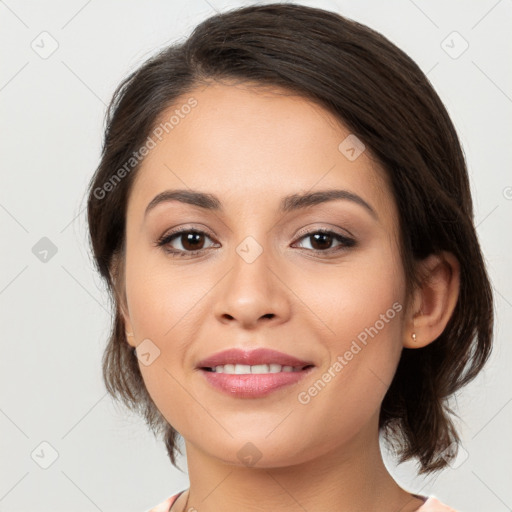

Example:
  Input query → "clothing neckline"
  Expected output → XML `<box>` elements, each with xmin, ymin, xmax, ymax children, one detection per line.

<box><xmin>167</xmin><ymin>490</ymin><xmax>430</xmax><ymax>511</ymax></box>
<box><xmin>168</xmin><ymin>490</ymin><xmax>185</xmax><ymax>511</ymax></box>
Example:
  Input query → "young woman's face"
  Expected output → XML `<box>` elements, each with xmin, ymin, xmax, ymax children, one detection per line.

<box><xmin>122</xmin><ymin>81</ymin><xmax>409</xmax><ymax>467</ymax></box>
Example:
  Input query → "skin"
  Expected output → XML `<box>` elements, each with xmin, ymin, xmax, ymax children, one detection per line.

<box><xmin>119</xmin><ymin>81</ymin><xmax>460</xmax><ymax>512</ymax></box>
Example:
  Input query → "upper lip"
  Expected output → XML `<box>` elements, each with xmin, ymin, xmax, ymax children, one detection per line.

<box><xmin>196</xmin><ymin>348</ymin><xmax>314</xmax><ymax>369</ymax></box>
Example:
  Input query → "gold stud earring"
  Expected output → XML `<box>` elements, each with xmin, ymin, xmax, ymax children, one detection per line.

<box><xmin>411</xmin><ymin>332</ymin><xmax>417</xmax><ymax>343</ymax></box>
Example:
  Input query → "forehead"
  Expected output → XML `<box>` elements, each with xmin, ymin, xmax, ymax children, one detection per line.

<box><xmin>128</xmin><ymin>81</ymin><xmax>396</xmax><ymax>227</ymax></box>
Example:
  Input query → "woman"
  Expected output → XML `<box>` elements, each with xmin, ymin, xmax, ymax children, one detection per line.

<box><xmin>86</xmin><ymin>4</ymin><xmax>493</xmax><ymax>511</ymax></box>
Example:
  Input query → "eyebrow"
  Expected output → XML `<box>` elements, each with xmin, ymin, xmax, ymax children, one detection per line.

<box><xmin>144</xmin><ymin>188</ymin><xmax>378</xmax><ymax>220</ymax></box>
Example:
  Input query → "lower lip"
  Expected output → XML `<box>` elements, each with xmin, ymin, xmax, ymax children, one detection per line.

<box><xmin>199</xmin><ymin>367</ymin><xmax>314</xmax><ymax>398</ymax></box>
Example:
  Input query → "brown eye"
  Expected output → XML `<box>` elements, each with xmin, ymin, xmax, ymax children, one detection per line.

<box><xmin>156</xmin><ymin>229</ymin><xmax>217</xmax><ymax>256</ymax></box>
<box><xmin>178</xmin><ymin>232</ymin><xmax>207</xmax><ymax>251</ymax></box>
<box><xmin>294</xmin><ymin>229</ymin><xmax>356</xmax><ymax>254</ymax></box>
<box><xmin>309</xmin><ymin>232</ymin><xmax>334</xmax><ymax>251</ymax></box>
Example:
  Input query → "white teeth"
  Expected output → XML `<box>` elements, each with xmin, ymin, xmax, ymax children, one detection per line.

<box><xmin>251</xmin><ymin>364</ymin><xmax>269</xmax><ymax>373</ymax></box>
<box><xmin>234</xmin><ymin>364</ymin><xmax>251</xmax><ymax>374</ymax></box>
<box><xmin>209</xmin><ymin>363</ymin><xmax>304</xmax><ymax>374</ymax></box>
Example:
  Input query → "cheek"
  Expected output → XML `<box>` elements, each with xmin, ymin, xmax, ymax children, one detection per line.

<box><xmin>124</xmin><ymin>249</ymin><xmax>206</xmax><ymax>342</ymax></box>
<box><xmin>305</xmin><ymin>241</ymin><xmax>405</xmax><ymax>349</ymax></box>
<box><xmin>294</xmin><ymin>244</ymin><xmax>405</xmax><ymax>419</ymax></box>
<box><xmin>123</xmin><ymin>255</ymin><xmax>216</xmax><ymax>423</ymax></box>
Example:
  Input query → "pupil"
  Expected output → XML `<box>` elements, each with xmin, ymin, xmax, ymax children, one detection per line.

<box><xmin>311</xmin><ymin>233</ymin><xmax>331</xmax><ymax>250</ymax></box>
<box><xmin>183</xmin><ymin>232</ymin><xmax>204</xmax><ymax>250</ymax></box>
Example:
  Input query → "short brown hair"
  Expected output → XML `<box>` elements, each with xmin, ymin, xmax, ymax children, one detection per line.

<box><xmin>86</xmin><ymin>3</ymin><xmax>494</xmax><ymax>474</ymax></box>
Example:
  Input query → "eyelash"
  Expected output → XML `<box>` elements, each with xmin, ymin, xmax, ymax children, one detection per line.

<box><xmin>155</xmin><ymin>227</ymin><xmax>356</xmax><ymax>258</ymax></box>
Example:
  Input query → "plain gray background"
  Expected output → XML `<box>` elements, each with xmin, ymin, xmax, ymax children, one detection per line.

<box><xmin>1</xmin><ymin>0</ymin><xmax>511</xmax><ymax>511</ymax></box>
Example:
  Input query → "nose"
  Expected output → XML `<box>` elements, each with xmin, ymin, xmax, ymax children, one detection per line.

<box><xmin>213</xmin><ymin>243</ymin><xmax>291</xmax><ymax>330</ymax></box>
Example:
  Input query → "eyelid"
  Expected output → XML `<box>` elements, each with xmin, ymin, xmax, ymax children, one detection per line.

<box><xmin>293</xmin><ymin>222</ymin><xmax>355</xmax><ymax>240</ymax></box>
<box><xmin>157</xmin><ymin>223</ymin><xmax>216</xmax><ymax>240</ymax></box>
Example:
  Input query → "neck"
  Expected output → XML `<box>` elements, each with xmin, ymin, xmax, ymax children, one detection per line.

<box><xmin>178</xmin><ymin>414</ymin><xmax>424</xmax><ymax>512</ymax></box>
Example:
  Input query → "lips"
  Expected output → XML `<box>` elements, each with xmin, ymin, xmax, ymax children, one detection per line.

<box><xmin>196</xmin><ymin>347</ymin><xmax>314</xmax><ymax>370</ymax></box>
<box><xmin>196</xmin><ymin>348</ymin><xmax>316</xmax><ymax>398</ymax></box>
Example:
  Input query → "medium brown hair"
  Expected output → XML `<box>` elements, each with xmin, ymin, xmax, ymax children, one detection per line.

<box><xmin>86</xmin><ymin>3</ymin><xmax>494</xmax><ymax>474</ymax></box>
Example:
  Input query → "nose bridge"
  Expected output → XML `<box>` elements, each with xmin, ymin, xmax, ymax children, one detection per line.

<box><xmin>231</xmin><ymin>232</ymin><xmax>275</xmax><ymax>302</ymax></box>
<box><xmin>213</xmin><ymin>229</ymin><xmax>289</xmax><ymax>326</ymax></box>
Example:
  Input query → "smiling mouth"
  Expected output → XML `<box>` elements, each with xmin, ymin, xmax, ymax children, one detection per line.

<box><xmin>199</xmin><ymin>363</ymin><xmax>315</xmax><ymax>398</ymax></box>
<box><xmin>201</xmin><ymin>363</ymin><xmax>314</xmax><ymax>374</ymax></box>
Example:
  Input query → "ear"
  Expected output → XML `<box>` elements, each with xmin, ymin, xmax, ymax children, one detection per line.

<box><xmin>119</xmin><ymin>301</ymin><xmax>137</xmax><ymax>349</ymax></box>
<box><xmin>403</xmin><ymin>251</ymin><xmax>460</xmax><ymax>349</ymax></box>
